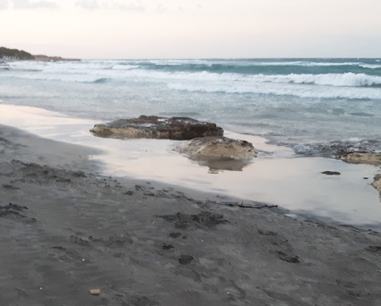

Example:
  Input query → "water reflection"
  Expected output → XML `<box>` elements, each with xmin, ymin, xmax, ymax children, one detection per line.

<box><xmin>186</xmin><ymin>156</ymin><xmax>253</xmax><ymax>173</ymax></box>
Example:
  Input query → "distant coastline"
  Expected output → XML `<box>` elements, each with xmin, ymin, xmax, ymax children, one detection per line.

<box><xmin>0</xmin><ymin>46</ymin><xmax>80</xmax><ymax>62</ymax></box>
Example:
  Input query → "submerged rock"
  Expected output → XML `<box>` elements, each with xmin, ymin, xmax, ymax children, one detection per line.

<box><xmin>336</xmin><ymin>152</ymin><xmax>381</xmax><ymax>165</ymax></box>
<box><xmin>90</xmin><ymin>115</ymin><xmax>223</xmax><ymax>140</ymax></box>
<box><xmin>174</xmin><ymin>136</ymin><xmax>257</xmax><ymax>160</ymax></box>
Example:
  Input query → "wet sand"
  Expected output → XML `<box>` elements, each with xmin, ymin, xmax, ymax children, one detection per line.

<box><xmin>2</xmin><ymin>123</ymin><xmax>381</xmax><ymax>305</ymax></box>
<box><xmin>1</xmin><ymin>104</ymin><xmax>381</xmax><ymax>227</ymax></box>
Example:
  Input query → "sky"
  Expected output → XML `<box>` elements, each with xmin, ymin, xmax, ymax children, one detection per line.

<box><xmin>0</xmin><ymin>0</ymin><xmax>381</xmax><ymax>59</ymax></box>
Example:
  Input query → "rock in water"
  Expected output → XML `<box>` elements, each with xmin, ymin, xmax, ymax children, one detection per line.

<box><xmin>372</xmin><ymin>175</ymin><xmax>381</xmax><ymax>194</ymax></box>
<box><xmin>174</xmin><ymin>136</ymin><xmax>257</xmax><ymax>160</ymax></box>
<box><xmin>336</xmin><ymin>152</ymin><xmax>381</xmax><ymax>165</ymax></box>
<box><xmin>321</xmin><ymin>171</ymin><xmax>341</xmax><ymax>175</ymax></box>
<box><xmin>90</xmin><ymin>116</ymin><xmax>223</xmax><ymax>140</ymax></box>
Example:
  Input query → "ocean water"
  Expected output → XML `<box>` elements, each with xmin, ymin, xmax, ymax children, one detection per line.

<box><xmin>1</xmin><ymin>58</ymin><xmax>381</xmax><ymax>155</ymax></box>
<box><xmin>1</xmin><ymin>58</ymin><xmax>381</xmax><ymax>227</ymax></box>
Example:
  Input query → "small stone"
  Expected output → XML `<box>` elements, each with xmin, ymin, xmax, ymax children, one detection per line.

<box><xmin>321</xmin><ymin>171</ymin><xmax>341</xmax><ymax>175</ymax></box>
<box><xmin>278</xmin><ymin>252</ymin><xmax>300</xmax><ymax>263</ymax></box>
<box><xmin>89</xmin><ymin>289</ymin><xmax>101</xmax><ymax>295</ymax></box>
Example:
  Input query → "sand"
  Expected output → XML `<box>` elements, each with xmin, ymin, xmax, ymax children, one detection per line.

<box><xmin>1</xmin><ymin>124</ymin><xmax>381</xmax><ymax>306</ymax></box>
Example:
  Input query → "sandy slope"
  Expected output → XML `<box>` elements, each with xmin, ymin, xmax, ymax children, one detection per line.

<box><xmin>1</xmin><ymin>124</ymin><xmax>381</xmax><ymax>306</ymax></box>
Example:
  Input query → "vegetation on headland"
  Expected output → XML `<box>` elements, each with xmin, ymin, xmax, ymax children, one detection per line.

<box><xmin>0</xmin><ymin>46</ymin><xmax>80</xmax><ymax>61</ymax></box>
<box><xmin>0</xmin><ymin>46</ymin><xmax>34</xmax><ymax>60</ymax></box>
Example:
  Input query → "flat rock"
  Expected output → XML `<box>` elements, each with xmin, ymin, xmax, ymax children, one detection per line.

<box><xmin>336</xmin><ymin>152</ymin><xmax>381</xmax><ymax>165</ymax></box>
<box><xmin>174</xmin><ymin>136</ymin><xmax>257</xmax><ymax>160</ymax></box>
<box><xmin>90</xmin><ymin>115</ymin><xmax>223</xmax><ymax>140</ymax></box>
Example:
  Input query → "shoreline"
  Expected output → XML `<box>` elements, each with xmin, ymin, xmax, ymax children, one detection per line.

<box><xmin>0</xmin><ymin>103</ymin><xmax>380</xmax><ymax>228</ymax></box>
<box><xmin>1</xmin><ymin>121</ymin><xmax>381</xmax><ymax>305</ymax></box>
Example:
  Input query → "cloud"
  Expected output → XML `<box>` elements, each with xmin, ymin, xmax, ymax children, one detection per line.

<box><xmin>0</xmin><ymin>0</ymin><xmax>8</xmax><ymax>10</ymax></box>
<box><xmin>76</xmin><ymin>0</ymin><xmax>144</xmax><ymax>11</ymax></box>
<box><xmin>12</xmin><ymin>0</ymin><xmax>58</xmax><ymax>9</ymax></box>
<box><xmin>155</xmin><ymin>3</ymin><xmax>166</xmax><ymax>13</ymax></box>
<box><xmin>75</xmin><ymin>0</ymin><xmax>98</xmax><ymax>10</ymax></box>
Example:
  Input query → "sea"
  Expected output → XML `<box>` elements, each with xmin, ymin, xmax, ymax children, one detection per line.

<box><xmin>1</xmin><ymin>58</ymin><xmax>381</xmax><ymax>227</ymax></box>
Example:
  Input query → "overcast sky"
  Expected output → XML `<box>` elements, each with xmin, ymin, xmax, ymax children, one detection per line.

<box><xmin>1</xmin><ymin>0</ymin><xmax>380</xmax><ymax>59</ymax></box>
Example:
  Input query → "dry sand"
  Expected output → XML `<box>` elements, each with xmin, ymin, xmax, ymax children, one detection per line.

<box><xmin>1</xmin><ymin>124</ymin><xmax>381</xmax><ymax>306</ymax></box>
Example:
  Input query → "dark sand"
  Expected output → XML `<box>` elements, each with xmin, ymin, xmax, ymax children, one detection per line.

<box><xmin>1</xmin><ymin>124</ymin><xmax>381</xmax><ymax>306</ymax></box>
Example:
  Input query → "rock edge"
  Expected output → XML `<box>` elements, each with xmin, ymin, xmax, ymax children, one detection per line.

<box><xmin>90</xmin><ymin>115</ymin><xmax>224</xmax><ymax>140</ymax></box>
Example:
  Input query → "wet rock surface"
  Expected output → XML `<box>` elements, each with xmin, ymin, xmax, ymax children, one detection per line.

<box><xmin>90</xmin><ymin>115</ymin><xmax>224</xmax><ymax>140</ymax></box>
<box><xmin>372</xmin><ymin>174</ymin><xmax>381</xmax><ymax>194</ymax></box>
<box><xmin>174</xmin><ymin>136</ymin><xmax>257</xmax><ymax>160</ymax></box>
<box><xmin>292</xmin><ymin>139</ymin><xmax>381</xmax><ymax>159</ymax></box>
<box><xmin>337</xmin><ymin>151</ymin><xmax>381</xmax><ymax>165</ymax></box>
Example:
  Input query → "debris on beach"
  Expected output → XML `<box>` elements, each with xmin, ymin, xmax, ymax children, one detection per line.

<box><xmin>90</xmin><ymin>115</ymin><xmax>223</xmax><ymax>140</ymax></box>
<box><xmin>89</xmin><ymin>289</ymin><xmax>101</xmax><ymax>295</ymax></box>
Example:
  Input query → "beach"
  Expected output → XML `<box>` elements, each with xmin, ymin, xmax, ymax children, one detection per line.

<box><xmin>2</xmin><ymin>0</ymin><xmax>381</xmax><ymax>302</ymax></box>
<box><xmin>1</xmin><ymin>120</ymin><xmax>381</xmax><ymax>306</ymax></box>
<box><xmin>1</xmin><ymin>58</ymin><xmax>381</xmax><ymax>305</ymax></box>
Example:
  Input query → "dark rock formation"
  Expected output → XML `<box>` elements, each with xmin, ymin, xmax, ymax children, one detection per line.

<box><xmin>0</xmin><ymin>46</ymin><xmax>80</xmax><ymax>62</ymax></box>
<box><xmin>90</xmin><ymin>116</ymin><xmax>224</xmax><ymax>140</ymax></box>
<box><xmin>0</xmin><ymin>47</ymin><xmax>34</xmax><ymax>60</ymax></box>
<box><xmin>33</xmin><ymin>54</ymin><xmax>80</xmax><ymax>62</ymax></box>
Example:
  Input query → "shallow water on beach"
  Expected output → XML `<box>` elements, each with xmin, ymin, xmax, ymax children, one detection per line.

<box><xmin>1</xmin><ymin>104</ymin><xmax>380</xmax><ymax>229</ymax></box>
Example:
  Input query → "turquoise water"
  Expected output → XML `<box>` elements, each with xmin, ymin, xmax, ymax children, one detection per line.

<box><xmin>1</xmin><ymin>58</ymin><xmax>381</xmax><ymax>155</ymax></box>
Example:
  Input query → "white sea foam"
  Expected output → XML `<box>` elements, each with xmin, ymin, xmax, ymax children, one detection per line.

<box><xmin>2</xmin><ymin>61</ymin><xmax>381</xmax><ymax>101</ymax></box>
<box><xmin>258</xmin><ymin>73</ymin><xmax>381</xmax><ymax>87</ymax></box>
<box><xmin>167</xmin><ymin>82</ymin><xmax>381</xmax><ymax>100</ymax></box>
<box><xmin>111</xmin><ymin>64</ymin><xmax>140</xmax><ymax>70</ymax></box>
<box><xmin>359</xmin><ymin>64</ymin><xmax>381</xmax><ymax>69</ymax></box>
<box><xmin>87</xmin><ymin>70</ymin><xmax>381</xmax><ymax>88</ymax></box>
<box><xmin>251</xmin><ymin>61</ymin><xmax>362</xmax><ymax>67</ymax></box>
